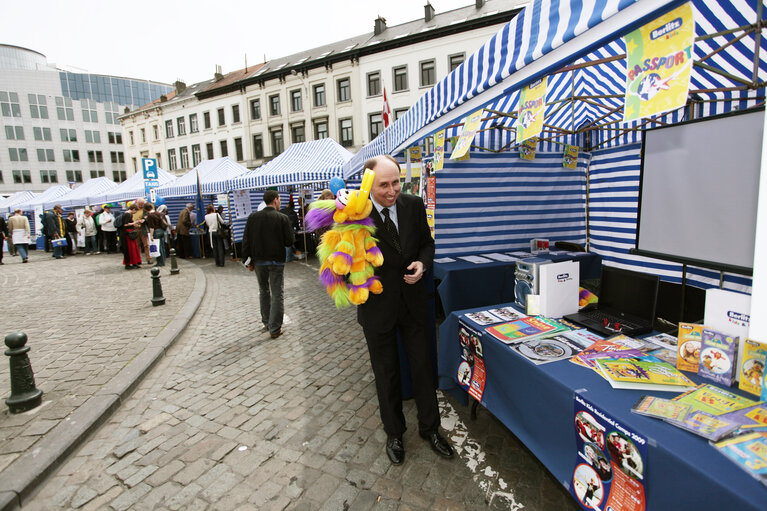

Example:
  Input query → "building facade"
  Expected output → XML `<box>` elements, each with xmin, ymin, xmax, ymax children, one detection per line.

<box><xmin>0</xmin><ymin>44</ymin><xmax>172</xmax><ymax>195</ymax></box>
<box><xmin>121</xmin><ymin>0</ymin><xmax>526</xmax><ymax>176</ymax></box>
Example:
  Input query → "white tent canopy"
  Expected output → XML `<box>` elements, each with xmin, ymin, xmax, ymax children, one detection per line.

<box><xmin>95</xmin><ymin>166</ymin><xmax>176</xmax><ymax>204</ymax></box>
<box><xmin>156</xmin><ymin>157</ymin><xmax>250</xmax><ymax>198</ymax></box>
<box><xmin>53</xmin><ymin>177</ymin><xmax>118</xmax><ymax>209</ymax></box>
<box><xmin>0</xmin><ymin>191</ymin><xmax>37</xmax><ymax>214</ymax></box>
<box><xmin>15</xmin><ymin>185</ymin><xmax>71</xmax><ymax>212</ymax></box>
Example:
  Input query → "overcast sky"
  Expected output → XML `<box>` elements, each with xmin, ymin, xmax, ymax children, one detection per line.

<box><xmin>2</xmin><ymin>0</ymin><xmax>483</xmax><ymax>85</ymax></box>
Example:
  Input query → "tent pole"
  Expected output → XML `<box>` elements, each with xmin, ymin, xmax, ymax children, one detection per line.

<box><xmin>753</xmin><ymin>0</ymin><xmax>764</xmax><ymax>85</ymax></box>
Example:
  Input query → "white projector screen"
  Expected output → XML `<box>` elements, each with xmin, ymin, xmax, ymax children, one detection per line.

<box><xmin>637</xmin><ymin>108</ymin><xmax>763</xmax><ymax>274</ymax></box>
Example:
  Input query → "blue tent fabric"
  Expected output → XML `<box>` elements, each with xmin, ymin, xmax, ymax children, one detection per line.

<box><xmin>156</xmin><ymin>157</ymin><xmax>249</xmax><ymax>198</ymax></box>
<box><xmin>231</xmin><ymin>139</ymin><xmax>352</xmax><ymax>190</ymax></box>
<box><xmin>95</xmin><ymin>166</ymin><xmax>176</xmax><ymax>204</ymax></box>
<box><xmin>54</xmin><ymin>177</ymin><xmax>118</xmax><ymax>209</ymax></box>
<box><xmin>15</xmin><ymin>185</ymin><xmax>71</xmax><ymax>212</ymax></box>
<box><xmin>0</xmin><ymin>191</ymin><xmax>37</xmax><ymax>214</ymax></box>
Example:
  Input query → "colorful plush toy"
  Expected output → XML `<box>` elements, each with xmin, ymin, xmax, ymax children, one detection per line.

<box><xmin>305</xmin><ymin>169</ymin><xmax>384</xmax><ymax>308</ymax></box>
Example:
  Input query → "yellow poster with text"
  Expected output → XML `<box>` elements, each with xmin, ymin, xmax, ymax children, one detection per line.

<box><xmin>450</xmin><ymin>109</ymin><xmax>484</xmax><ymax>160</ymax></box>
<box><xmin>563</xmin><ymin>145</ymin><xmax>579</xmax><ymax>169</ymax></box>
<box><xmin>624</xmin><ymin>2</ymin><xmax>694</xmax><ymax>122</ymax></box>
<box><xmin>408</xmin><ymin>146</ymin><xmax>422</xmax><ymax>163</ymax></box>
<box><xmin>433</xmin><ymin>130</ymin><xmax>446</xmax><ymax>170</ymax></box>
<box><xmin>516</xmin><ymin>77</ymin><xmax>547</xmax><ymax>143</ymax></box>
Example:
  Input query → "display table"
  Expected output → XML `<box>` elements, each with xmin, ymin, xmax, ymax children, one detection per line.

<box><xmin>438</xmin><ymin>303</ymin><xmax>767</xmax><ymax>511</ymax></box>
<box><xmin>433</xmin><ymin>251</ymin><xmax>601</xmax><ymax>316</ymax></box>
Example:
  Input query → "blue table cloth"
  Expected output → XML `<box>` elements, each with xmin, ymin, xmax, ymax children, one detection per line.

<box><xmin>439</xmin><ymin>303</ymin><xmax>767</xmax><ymax>511</ymax></box>
<box><xmin>433</xmin><ymin>251</ymin><xmax>601</xmax><ymax>316</ymax></box>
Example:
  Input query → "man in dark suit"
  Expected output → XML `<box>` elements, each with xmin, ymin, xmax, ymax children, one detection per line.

<box><xmin>357</xmin><ymin>155</ymin><xmax>453</xmax><ymax>465</ymax></box>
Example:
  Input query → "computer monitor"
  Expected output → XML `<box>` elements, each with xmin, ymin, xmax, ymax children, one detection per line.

<box><xmin>599</xmin><ymin>266</ymin><xmax>660</xmax><ymax>323</ymax></box>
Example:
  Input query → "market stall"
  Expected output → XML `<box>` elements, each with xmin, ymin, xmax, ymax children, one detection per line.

<box><xmin>52</xmin><ymin>177</ymin><xmax>117</xmax><ymax>210</ymax></box>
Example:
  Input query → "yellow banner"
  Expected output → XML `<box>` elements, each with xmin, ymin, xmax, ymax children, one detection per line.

<box><xmin>624</xmin><ymin>2</ymin><xmax>694</xmax><ymax>122</ymax></box>
<box><xmin>563</xmin><ymin>144</ymin><xmax>579</xmax><ymax>169</ymax></box>
<box><xmin>450</xmin><ymin>109</ymin><xmax>484</xmax><ymax>160</ymax></box>
<box><xmin>433</xmin><ymin>130</ymin><xmax>446</xmax><ymax>171</ymax></box>
<box><xmin>516</xmin><ymin>77</ymin><xmax>547</xmax><ymax>143</ymax></box>
<box><xmin>408</xmin><ymin>146</ymin><xmax>422</xmax><ymax>163</ymax></box>
<box><xmin>520</xmin><ymin>137</ymin><xmax>537</xmax><ymax>160</ymax></box>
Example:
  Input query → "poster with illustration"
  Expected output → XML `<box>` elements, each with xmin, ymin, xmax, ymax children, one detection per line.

<box><xmin>623</xmin><ymin>2</ymin><xmax>694</xmax><ymax>122</ymax></box>
<box><xmin>516</xmin><ymin>77</ymin><xmax>547</xmax><ymax>142</ymax></box>
<box><xmin>572</xmin><ymin>393</ymin><xmax>647</xmax><ymax>511</ymax></box>
<box><xmin>450</xmin><ymin>109</ymin><xmax>484</xmax><ymax>160</ymax></box>
<box><xmin>457</xmin><ymin>320</ymin><xmax>486</xmax><ymax>402</ymax></box>
<box><xmin>433</xmin><ymin>130</ymin><xmax>446</xmax><ymax>171</ymax></box>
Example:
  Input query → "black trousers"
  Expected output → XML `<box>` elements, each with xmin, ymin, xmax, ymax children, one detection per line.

<box><xmin>362</xmin><ymin>302</ymin><xmax>440</xmax><ymax>438</ymax></box>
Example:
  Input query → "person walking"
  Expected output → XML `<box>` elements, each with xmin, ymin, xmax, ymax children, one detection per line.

<box><xmin>176</xmin><ymin>203</ymin><xmax>193</xmax><ymax>259</ymax></box>
<box><xmin>45</xmin><ymin>205</ymin><xmax>67</xmax><ymax>259</ymax></box>
<box><xmin>241</xmin><ymin>190</ymin><xmax>294</xmax><ymax>339</ymax></box>
<box><xmin>65</xmin><ymin>212</ymin><xmax>78</xmax><ymax>255</ymax></box>
<box><xmin>78</xmin><ymin>209</ymin><xmax>99</xmax><ymax>255</ymax></box>
<box><xmin>7</xmin><ymin>209</ymin><xmax>30</xmax><ymax>263</ymax></box>
<box><xmin>99</xmin><ymin>205</ymin><xmax>117</xmax><ymax>253</ymax></box>
<box><xmin>0</xmin><ymin>214</ymin><xmax>7</xmax><ymax>265</ymax></box>
<box><xmin>356</xmin><ymin>155</ymin><xmax>453</xmax><ymax>465</ymax></box>
<box><xmin>204</xmin><ymin>205</ymin><xmax>227</xmax><ymax>267</ymax></box>
<box><xmin>120</xmin><ymin>204</ymin><xmax>142</xmax><ymax>269</ymax></box>
<box><xmin>145</xmin><ymin>204</ymin><xmax>168</xmax><ymax>267</ymax></box>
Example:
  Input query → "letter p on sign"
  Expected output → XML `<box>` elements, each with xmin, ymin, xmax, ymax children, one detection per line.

<box><xmin>142</xmin><ymin>158</ymin><xmax>158</xmax><ymax>180</ymax></box>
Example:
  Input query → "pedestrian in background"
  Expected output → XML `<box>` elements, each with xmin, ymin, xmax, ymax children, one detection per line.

<box><xmin>204</xmin><ymin>204</ymin><xmax>227</xmax><ymax>267</ymax></box>
<box><xmin>99</xmin><ymin>205</ymin><xmax>117</xmax><ymax>253</ymax></box>
<box><xmin>121</xmin><ymin>204</ymin><xmax>142</xmax><ymax>269</ymax></box>
<box><xmin>78</xmin><ymin>209</ymin><xmax>99</xmax><ymax>255</ymax></box>
<box><xmin>242</xmin><ymin>190</ymin><xmax>294</xmax><ymax>339</ymax></box>
<box><xmin>65</xmin><ymin>212</ymin><xmax>78</xmax><ymax>255</ymax></box>
<box><xmin>176</xmin><ymin>203</ymin><xmax>193</xmax><ymax>259</ymax></box>
<box><xmin>0</xmin><ymin>214</ymin><xmax>7</xmax><ymax>265</ymax></box>
<box><xmin>8</xmin><ymin>209</ymin><xmax>30</xmax><ymax>263</ymax></box>
<box><xmin>47</xmin><ymin>205</ymin><xmax>66</xmax><ymax>259</ymax></box>
<box><xmin>280</xmin><ymin>200</ymin><xmax>299</xmax><ymax>262</ymax></box>
<box><xmin>145</xmin><ymin>204</ymin><xmax>167</xmax><ymax>267</ymax></box>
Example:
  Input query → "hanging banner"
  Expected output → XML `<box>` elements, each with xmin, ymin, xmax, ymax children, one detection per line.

<box><xmin>408</xmin><ymin>146</ymin><xmax>422</xmax><ymax>163</ymax></box>
<box><xmin>623</xmin><ymin>2</ymin><xmax>695</xmax><ymax>122</ymax></box>
<box><xmin>433</xmin><ymin>130</ymin><xmax>446</xmax><ymax>171</ymax></box>
<box><xmin>572</xmin><ymin>393</ymin><xmax>647</xmax><ymax>511</ymax></box>
<box><xmin>232</xmin><ymin>189</ymin><xmax>252</xmax><ymax>219</ymax></box>
<box><xmin>457</xmin><ymin>320</ymin><xmax>486</xmax><ymax>402</ymax></box>
<box><xmin>564</xmin><ymin>145</ymin><xmax>580</xmax><ymax>169</ymax></box>
<box><xmin>426</xmin><ymin>208</ymin><xmax>435</xmax><ymax>239</ymax></box>
<box><xmin>426</xmin><ymin>176</ymin><xmax>436</xmax><ymax>209</ymax></box>
<box><xmin>516</xmin><ymin>77</ymin><xmax>547</xmax><ymax>142</ymax></box>
<box><xmin>450</xmin><ymin>109</ymin><xmax>484</xmax><ymax>160</ymax></box>
<box><xmin>520</xmin><ymin>137</ymin><xmax>537</xmax><ymax>161</ymax></box>
<box><xmin>450</xmin><ymin>137</ymin><xmax>471</xmax><ymax>161</ymax></box>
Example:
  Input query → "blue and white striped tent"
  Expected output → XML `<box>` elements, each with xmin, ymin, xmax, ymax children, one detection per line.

<box><xmin>0</xmin><ymin>191</ymin><xmax>37</xmax><ymax>215</ymax></box>
<box><xmin>230</xmin><ymin>139</ymin><xmax>352</xmax><ymax>190</ymax></box>
<box><xmin>54</xmin><ymin>177</ymin><xmax>118</xmax><ymax>209</ymax></box>
<box><xmin>156</xmin><ymin>157</ymin><xmax>250</xmax><ymax>198</ymax></box>
<box><xmin>15</xmin><ymin>185</ymin><xmax>71</xmax><ymax>212</ymax></box>
<box><xmin>95</xmin><ymin>166</ymin><xmax>176</xmax><ymax>204</ymax></box>
<box><xmin>343</xmin><ymin>0</ymin><xmax>766</xmax><ymax>293</ymax></box>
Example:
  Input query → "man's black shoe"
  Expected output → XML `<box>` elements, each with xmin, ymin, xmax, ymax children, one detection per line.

<box><xmin>420</xmin><ymin>431</ymin><xmax>453</xmax><ymax>458</ymax></box>
<box><xmin>386</xmin><ymin>436</ymin><xmax>404</xmax><ymax>465</ymax></box>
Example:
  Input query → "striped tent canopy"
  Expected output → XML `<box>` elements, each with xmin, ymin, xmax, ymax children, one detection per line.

<box><xmin>0</xmin><ymin>191</ymin><xmax>37</xmax><ymax>214</ymax></box>
<box><xmin>230</xmin><ymin>139</ymin><xmax>352</xmax><ymax>190</ymax></box>
<box><xmin>345</xmin><ymin>0</ymin><xmax>767</xmax><ymax>176</ymax></box>
<box><xmin>95</xmin><ymin>166</ymin><xmax>176</xmax><ymax>204</ymax></box>
<box><xmin>156</xmin><ymin>157</ymin><xmax>250</xmax><ymax>198</ymax></box>
<box><xmin>15</xmin><ymin>185</ymin><xmax>71</xmax><ymax>211</ymax></box>
<box><xmin>54</xmin><ymin>177</ymin><xmax>118</xmax><ymax>209</ymax></box>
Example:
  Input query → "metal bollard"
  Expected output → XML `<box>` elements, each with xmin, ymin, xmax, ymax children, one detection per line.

<box><xmin>5</xmin><ymin>332</ymin><xmax>43</xmax><ymax>414</ymax></box>
<box><xmin>151</xmin><ymin>267</ymin><xmax>166</xmax><ymax>306</ymax></box>
<box><xmin>169</xmin><ymin>248</ymin><xmax>179</xmax><ymax>275</ymax></box>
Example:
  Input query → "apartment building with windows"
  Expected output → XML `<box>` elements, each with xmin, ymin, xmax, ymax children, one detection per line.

<box><xmin>120</xmin><ymin>0</ymin><xmax>525</xmax><ymax>175</ymax></box>
<box><xmin>0</xmin><ymin>44</ymin><xmax>172</xmax><ymax>195</ymax></box>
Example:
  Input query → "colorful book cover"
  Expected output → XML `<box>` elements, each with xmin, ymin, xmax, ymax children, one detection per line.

<box><xmin>570</xmin><ymin>335</ymin><xmax>647</xmax><ymax>368</ymax></box>
<box><xmin>647</xmin><ymin>347</ymin><xmax>677</xmax><ymax>366</ymax></box>
<box><xmin>677</xmin><ymin>322</ymin><xmax>704</xmax><ymax>373</ymax></box>
<box><xmin>578</xmin><ymin>350</ymin><xmax>645</xmax><ymax>374</ymax></box>
<box><xmin>511</xmin><ymin>335</ymin><xmax>589</xmax><ymax>365</ymax></box>
<box><xmin>631</xmin><ymin>395</ymin><xmax>690</xmax><ymax>421</ymax></box>
<box><xmin>594</xmin><ymin>355</ymin><xmax>696</xmax><ymax>392</ymax></box>
<box><xmin>560</xmin><ymin>329</ymin><xmax>603</xmax><ymax>348</ymax></box>
<box><xmin>665</xmin><ymin>410</ymin><xmax>741</xmax><ymax>441</ymax></box>
<box><xmin>739</xmin><ymin>339</ymin><xmax>767</xmax><ymax>397</ymax></box>
<box><xmin>672</xmin><ymin>383</ymin><xmax>757</xmax><ymax>416</ymax></box>
<box><xmin>718</xmin><ymin>402</ymin><xmax>767</xmax><ymax>430</ymax></box>
<box><xmin>698</xmin><ymin>328</ymin><xmax>739</xmax><ymax>386</ymax></box>
<box><xmin>485</xmin><ymin>316</ymin><xmax>565</xmax><ymax>345</ymax></box>
<box><xmin>713</xmin><ymin>432</ymin><xmax>767</xmax><ymax>487</ymax></box>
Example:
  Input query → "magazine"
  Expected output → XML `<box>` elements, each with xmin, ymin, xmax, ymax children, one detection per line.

<box><xmin>677</xmin><ymin>322</ymin><xmax>704</xmax><ymax>373</ymax></box>
<box><xmin>487</xmin><ymin>307</ymin><xmax>527</xmax><ymax>322</ymax></box>
<box><xmin>463</xmin><ymin>310</ymin><xmax>505</xmax><ymax>326</ymax></box>
<box><xmin>594</xmin><ymin>354</ymin><xmax>697</xmax><ymax>392</ymax></box>
<box><xmin>485</xmin><ymin>317</ymin><xmax>568</xmax><ymax>345</ymax></box>
<box><xmin>671</xmin><ymin>384</ymin><xmax>757</xmax><ymax>416</ymax></box>
<box><xmin>510</xmin><ymin>335</ymin><xmax>589</xmax><ymax>365</ymax></box>
<box><xmin>560</xmin><ymin>329</ymin><xmax>603</xmax><ymax>347</ymax></box>
<box><xmin>739</xmin><ymin>338</ymin><xmax>767</xmax><ymax>397</ymax></box>
<box><xmin>570</xmin><ymin>335</ymin><xmax>648</xmax><ymax>368</ymax></box>
<box><xmin>642</xmin><ymin>332</ymin><xmax>679</xmax><ymax>351</ymax></box>
<box><xmin>665</xmin><ymin>410</ymin><xmax>741</xmax><ymax>441</ymax></box>
<box><xmin>647</xmin><ymin>347</ymin><xmax>677</xmax><ymax>366</ymax></box>
<box><xmin>698</xmin><ymin>328</ymin><xmax>739</xmax><ymax>386</ymax></box>
<box><xmin>578</xmin><ymin>349</ymin><xmax>645</xmax><ymax>373</ymax></box>
<box><xmin>631</xmin><ymin>395</ymin><xmax>691</xmax><ymax>421</ymax></box>
<box><xmin>713</xmin><ymin>431</ymin><xmax>767</xmax><ymax>487</ymax></box>
<box><xmin>718</xmin><ymin>402</ymin><xmax>767</xmax><ymax>430</ymax></box>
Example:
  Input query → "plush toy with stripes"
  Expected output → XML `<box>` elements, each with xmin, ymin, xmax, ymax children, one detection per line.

<box><xmin>305</xmin><ymin>169</ymin><xmax>384</xmax><ymax>308</ymax></box>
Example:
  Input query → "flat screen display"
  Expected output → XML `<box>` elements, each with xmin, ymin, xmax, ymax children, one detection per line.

<box><xmin>600</xmin><ymin>266</ymin><xmax>659</xmax><ymax>321</ymax></box>
<box><xmin>637</xmin><ymin>108</ymin><xmax>763</xmax><ymax>273</ymax></box>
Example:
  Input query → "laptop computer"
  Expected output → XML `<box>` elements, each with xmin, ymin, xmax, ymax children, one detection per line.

<box><xmin>563</xmin><ymin>266</ymin><xmax>660</xmax><ymax>337</ymax></box>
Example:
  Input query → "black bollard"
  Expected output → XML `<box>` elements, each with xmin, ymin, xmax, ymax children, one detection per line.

<box><xmin>169</xmin><ymin>248</ymin><xmax>179</xmax><ymax>275</ymax></box>
<box><xmin>151</xmin><ymin>267</ymin><xmax>166</xmax><ymax>306</ymax></box>
<box><xmin>5</xmin><ymin>332</ymin><xmax>43</xmax><ymax>414</ymax></box>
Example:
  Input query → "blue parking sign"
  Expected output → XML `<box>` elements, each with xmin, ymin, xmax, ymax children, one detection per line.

<box><xmin>142</xmin><ymin>158</ymin><xmax>158</xmax><ymax>179</ymax></box>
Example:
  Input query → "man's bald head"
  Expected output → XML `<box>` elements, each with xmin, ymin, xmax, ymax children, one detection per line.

<box><xmin>366</xmin><ymin>155</ymin><xmax>401</xmax><ymax>208</ymax></box>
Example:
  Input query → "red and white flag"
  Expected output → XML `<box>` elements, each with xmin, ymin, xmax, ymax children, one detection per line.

<box><xmin>382</xmin><ymin>86</ymin><xmax>392</xmax><ymax>128</ymax></box>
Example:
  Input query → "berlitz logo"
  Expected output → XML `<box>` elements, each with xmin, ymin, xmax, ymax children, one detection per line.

<box><xmin>651</xmin><ymin>18</ymin><xmax>682</xmax><ymax>40</ymax></box>
<box><xmin>557</xmin><ymin>273</ymin><xmax>571</xmax><ymax>282</ymax></box>
<box><xmin>727</xmin><ymin>311</ymin><xmax>750</xmax><ymax>326</ymax></box>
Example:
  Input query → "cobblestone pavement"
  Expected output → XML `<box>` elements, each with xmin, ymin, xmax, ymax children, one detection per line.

<box><xmin>18</xmin><ymin>256</ymin><xmax>578</xmax><ymax>510</ymax></box>
<box><xmin>0</xmin><ymin>249</ymin><xmax>202</xmax><ymax>506</ymax></box>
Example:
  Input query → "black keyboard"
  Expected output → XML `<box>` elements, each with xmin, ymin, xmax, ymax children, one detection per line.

<box><xmin>581</xmin><ymin>309</ymin><xmax>641</xmax><ymax>330</ymax></box>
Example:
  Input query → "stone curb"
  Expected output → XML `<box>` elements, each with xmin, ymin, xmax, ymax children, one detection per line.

<box><xmin>0</xmin><ymin>260</ymin><xmax>207</xmax><ymax>510</ymax></box>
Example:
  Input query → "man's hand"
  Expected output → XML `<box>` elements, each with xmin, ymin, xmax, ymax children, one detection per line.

<box><xmin>246</xmin><ymin>264</ymin><xmax>255</xmax><ymax>272</ymax></box>
<box><xmin>404</xmin><ymin>261</ymin><xmax>424</xmax><ymax>284</ymax></box>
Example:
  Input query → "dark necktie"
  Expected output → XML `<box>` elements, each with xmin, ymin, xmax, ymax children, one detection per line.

<box><xmin>382</xmin><ymin>208</ymin><xmax>402</xmax><ymax>254</ymax></box>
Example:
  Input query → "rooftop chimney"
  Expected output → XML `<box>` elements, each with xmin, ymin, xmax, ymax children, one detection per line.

<box><xmin>174</xmin><ymin>80</ymin><xmax>186</xmax><ymax>94</ymax></box>
<box><xmin>214</xmin><ymin>64</ymin><xmax>224</xmax><ymax>82</ymax></box>
<box><xmin>374</xmin><ymin>16</ymin><xmax>387</xmax><ymax>36</ymax></box>
<box><xmin>476</xmin><ymin>0</ymin><xmax>485</xmax><ymax>8</ymax></box>
<box><xmin>424</xmin><ymin>2</ymin><xmax>435</xmax><ymax>22</ymax></box>
<box><xmin>159</xmin><ymin>94</ymin><xmax>167</xmax><ymax>103</ymax></box>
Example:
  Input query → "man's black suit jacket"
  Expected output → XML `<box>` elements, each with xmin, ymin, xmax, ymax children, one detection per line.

<box><xmin>357</xmin><ymin>193</ymin><xmax>434</xmax><ymax>332</ymax></box>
